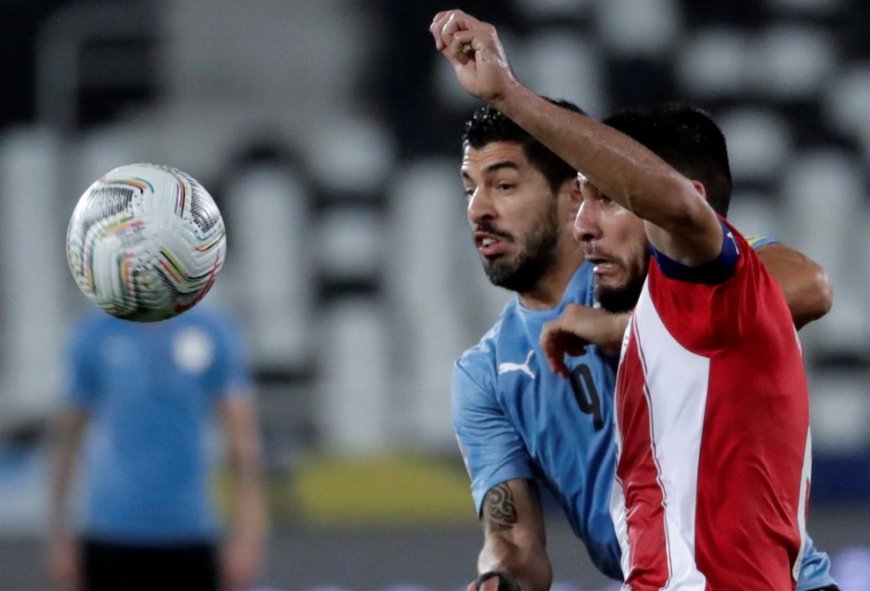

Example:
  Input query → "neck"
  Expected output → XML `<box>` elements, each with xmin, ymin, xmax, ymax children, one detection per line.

<box><xmin>517</xmin><ymin>249</ymin><xmax>585</xmax><ymax>310</ymax></box>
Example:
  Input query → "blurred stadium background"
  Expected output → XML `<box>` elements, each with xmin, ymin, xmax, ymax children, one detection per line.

<box><xmin>1</xmin><ymin>0</ymin><xmax>869</xmax><ymax>589</ymax></box>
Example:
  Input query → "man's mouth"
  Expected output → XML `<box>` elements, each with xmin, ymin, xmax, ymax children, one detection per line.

<box><xmin>586</xmin><ymin>255</ymin><xmax>619</xmax><ymax>276</ymax></box>
<box><xmin>475</xmin><ymin>232</ymin><xmax>509</xmax><ymax>257</ymax></box>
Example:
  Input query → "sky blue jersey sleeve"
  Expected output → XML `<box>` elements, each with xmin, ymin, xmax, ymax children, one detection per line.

<box><xmin>452</xmin><ymin>357</ymin><xmax>535</xmax><ymax>515</ymax></box>
<box><xmin>798</xmin><ymin>533</ymin><xmax>838</xmax><ymax>590</ymax></box>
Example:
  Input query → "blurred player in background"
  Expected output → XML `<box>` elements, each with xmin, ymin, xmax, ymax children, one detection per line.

<box><xmin>433</xmin><ymin>9</ymin><xmax>837</xmax><ymax>591</ymax></box>
<box><xmin>47</xmin><ymin>305</ymin><xmax>266</xmax><ymax>591</ymax></box>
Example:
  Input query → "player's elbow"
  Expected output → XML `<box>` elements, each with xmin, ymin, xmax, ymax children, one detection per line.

<box><xmin>642</xmin><ymin>175</ymin><xmax>714</xmax><ymax>233</ymax></box>
<box><xmin>809</xmin><ymin>265</ymin><xmax>834</xmax><ymax>317</ymax></box>
<box><xmin>793</xmin><ymin>266</ymin><xmax>833</xmax><ymax>329</ymax></box>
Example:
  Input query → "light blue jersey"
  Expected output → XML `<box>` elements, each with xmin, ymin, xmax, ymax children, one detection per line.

<box><xmin>453</xmin><ymin>255</ymin><xmax>836</xmax><ymax>588</ymax></box>
<box><xmin>65</xmin><ymin>307</ymin><xmax>251</xmax><ymax>544</ymax></box>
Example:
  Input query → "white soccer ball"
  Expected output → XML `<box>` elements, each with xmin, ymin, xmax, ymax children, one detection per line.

<box><xmin>66</xmin><ymin>163</ymin><xmax>226</xmax><ymax>322</ymax></box>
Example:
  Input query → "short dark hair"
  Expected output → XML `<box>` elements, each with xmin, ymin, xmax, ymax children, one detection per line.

<box><xmin>603</xmin><ymin>103</ymin><xmax>733</xmax><ymax>216</ymax></box>
<box><xmin>462</xmin><ymin>98</ymin><xmax>586</xmax><ymax>193</ymax></box>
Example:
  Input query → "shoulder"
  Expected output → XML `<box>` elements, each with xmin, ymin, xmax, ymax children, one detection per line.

<box><xmin>644</xmin><ymin>221</ymin><xmax>770</xmax><ymax>348</ymax></box>
<box><xmin>711</xmin><ymin>218</ymin><xmax>755</xmax><ymax>247</ymax></box>
<box><xmin>455</xmin><ymin>321</ymin><xmax>501</xmax><ymax>380</ymax></box>
<box><xmin>723</xmin><ymin>220</ymin><xmax>764</xmax><ymax>274</ymax></box>
<box><xmin>454</xmin><ymin>299</ymin><xmax>520</xmax><ymax>391</ymax></box>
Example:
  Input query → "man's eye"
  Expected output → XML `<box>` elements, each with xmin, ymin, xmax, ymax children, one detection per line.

<box><xmin>463</xmin><ymin>187</ymin><xmax>475</xmax><ymax>200</ymax></box>
<box><xmin>497</xmin><ymin>183</ymin><xmax>516</xmax><ymax>192</ymax></box>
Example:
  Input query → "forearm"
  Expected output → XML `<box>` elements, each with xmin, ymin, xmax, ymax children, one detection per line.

<box><xmin>590</xmin><ymin>310</ymin><xmax>629</xmax><ymax>355</ymax></box>
<box><xmin>226</xmin><ymin>444</ymin><xmax>266</xmax><ymax>543</ymax></box>
<box><xmin>474</xmin><ymin>480</ymin><xmax>551</xmax><ymax>591</ymax></box>
<box><xmin>491</xmin><ymin>84</ymin><xmax>696</xmax><ymax>227</ymax></box>
<box><xmin>222</xmin><ymin>396</ymin><xmax>267</xmax><ymax>545</ymax></box>
<box><xmin>219</xmin><ymin>394</ymin><xmax>267</xmax><ymax>588</ymax></box>
<box><xmin>478</xmin><ymin>534</ymin><xmax>551</xmax><ymax>591</ymax></box>
<box><xmin>48</xmin><ymin>411</ymin><xmax>87</xmax><ymax>535</ymax></box>
<box><xmin>234</xmin><ymin>484</ymin><xmax>266</xmax><ymax>544</ymax></box>
<box><xmin>49</xmin><ymin>460</ymin><xmax>75</xmax><ymax>536</ymax></box>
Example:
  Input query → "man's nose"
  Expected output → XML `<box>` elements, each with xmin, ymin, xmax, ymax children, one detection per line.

<box><xmin>467</xmin><ymin>188</ymin><xmax>495</xmax><ymax>225</ymax></box>
<box><xmin>574</xmin><ymin>181</ymin><xmax>605</xmax><ymax>243</ymax></box>
<box><xmin>573</xmin><ymin>200</ymin><xmax>600</xmax><ymax>243</ymax></box>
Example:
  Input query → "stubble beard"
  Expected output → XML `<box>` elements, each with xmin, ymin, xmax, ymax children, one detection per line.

<box><xmin>595</xmin><ymin>279</ymin><xmax>645</xmax><ymax>313</ymax></box>
<box><xmin>482</xmin><ymin>209</ymin><xmax>560</xmax><ymax>294</ymax></box>
<box><xmin>594</xmin><ymin>254</ymin><xmax>649</xmax><ymax>313</ymax></box>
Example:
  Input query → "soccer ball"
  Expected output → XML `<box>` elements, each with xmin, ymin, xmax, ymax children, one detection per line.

<box><xmin>66</xmin><ymin>163</ymin><xmax>226</xmax><ymax>322</ymax></box>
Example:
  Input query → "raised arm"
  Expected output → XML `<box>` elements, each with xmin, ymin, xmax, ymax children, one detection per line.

<box><xmin>430</xmin><ymin>9</ymin><xmax>723</xmax><ymax>266</ymax></box>
<box><xmin>472</xmin><ymin>480</ymin><xmax>551</xmax><ymax>591</ymax></box>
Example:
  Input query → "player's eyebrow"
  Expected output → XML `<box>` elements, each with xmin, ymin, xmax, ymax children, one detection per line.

<box><xmin>483</xmin><ymin>160</ymin><xmax>520</xmax><ymax>175</ymax></box>
<box><xmin>461</xmin><ymin>160</ymin><xmax>521</xmax><ymax>180</ymax></box>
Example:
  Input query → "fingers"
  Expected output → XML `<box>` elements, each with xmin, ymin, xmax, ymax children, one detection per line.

<box><xmin>430</xmin><ymin>10</ymin><xmax>455</xmax><ymax>50</ymax></box>
<box><xmin>541</xmin><ymin>325</ymin><xmax>573</xmax><ymax>378</ymax></box>
<box><xmin>541</xmin><ymin>316</ymin><xmax>594</xmax><ymax>377</ymax></box>
<box><xmin>446</xmin><ymin>29</ymin><xmax>477</xmax><ymax>63</ymax></box>
<box><xmin>540</xmin><ymin>324</ymin><xmax>557</xmax><ymax>374</ymax></box>
<box><xmin>430</xmin><ymin>9</ymin><xmax>485</xmax><ymax>61</ymax></box>
<box><xmin>430</xmin><ymin>9</ymin><xmax>475</xmax><ymax>50</ymax></box>
<box><xmin>430</xmin><ymin>8</ymin><xmax>516</xmax><ymax>103</ymax></box>
<box><xmin>435</xmin><ymin>28</ymin><xmax>477</xmax><ymax>68</ymax></box>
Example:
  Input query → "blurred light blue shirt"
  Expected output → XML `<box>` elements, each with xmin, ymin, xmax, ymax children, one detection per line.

<box><xmin>65</xmin><ymin>307</ymin><xmax>251</xmax><ymax>544</ymax></box>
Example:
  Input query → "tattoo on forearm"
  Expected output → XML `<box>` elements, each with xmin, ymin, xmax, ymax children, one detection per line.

<box><xmin>484</xmin><ymin>483</ymin><xmax>517</xmax><ymax>533</ymax></box>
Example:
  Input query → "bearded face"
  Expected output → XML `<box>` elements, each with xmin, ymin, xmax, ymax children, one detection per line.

<box><xmin>594</xmin><ymin>254</ymin><xmax>648</xmax><ymax>313</ymax></box>
<box><xmin>477</xmin><ymin>202</ymin><xmax>561</xmax><ymax>293</ymax></box>
<box><xmin>463</xmin><ymin>141</ymin><xmax>571</xmax><ymax>296</ymax></box>
<box><xmin>574</xmin><ymin>180</ymin><xmax>651</xmax><ymax>313</ymax></box>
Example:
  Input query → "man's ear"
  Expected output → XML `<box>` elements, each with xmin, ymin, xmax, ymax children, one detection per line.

<box><xmin>691</xmin><ymin>179</ymin><xmax>707</xmax><ymax>200</ymax></box>
<box><xmin>561</xmin><ymin>174</ymin><xmax>583</xmax><ymax>210</ymax></box>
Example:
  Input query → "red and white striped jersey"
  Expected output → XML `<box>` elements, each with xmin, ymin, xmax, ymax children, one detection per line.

<box><xmin>611</xmin><ymin>223</ymin><xmax>811</xmax><ymax>590</ymax></box>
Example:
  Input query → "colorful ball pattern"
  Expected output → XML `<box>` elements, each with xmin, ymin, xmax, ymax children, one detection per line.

<box><xmin>66</xmin><ymin>163</ymin><xmax>226</xmax><ymax>321</ymax></box>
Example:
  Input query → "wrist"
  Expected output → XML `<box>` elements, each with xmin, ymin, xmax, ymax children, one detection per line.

<box><xmin>610</xmin><ymin>311</ymin><xmax>630</xmax><ymax>338</ymax></box>
<box><xmin>476</xmin><ymin>570</ymin><xmax>522</xmax><ymax>591</ymax></box>
<box><xmin>489</xmin><ymin>78</ymin><xmax>529</xmax><ymax>117</ymax></box>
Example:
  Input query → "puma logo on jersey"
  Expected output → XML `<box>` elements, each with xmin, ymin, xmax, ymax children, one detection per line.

<box><xmin>498</xmin><ymin>350</ymin><xmax>536</xmax><ymax>379</ymax></box>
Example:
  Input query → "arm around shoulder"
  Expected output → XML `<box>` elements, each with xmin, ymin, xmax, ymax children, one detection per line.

<box><xmin>756</xmin><ymin>243</ymin><xmax>833</xmax><ymax>329</ymax></box>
